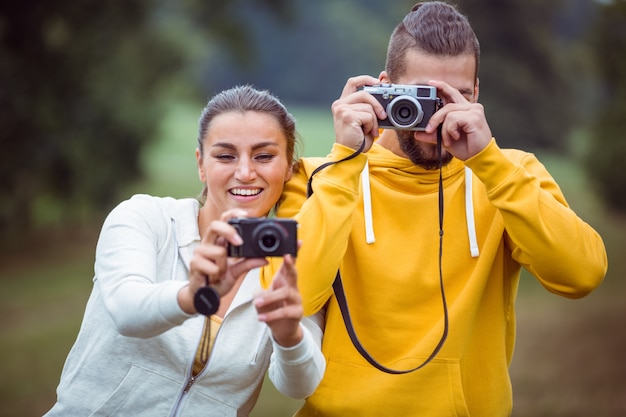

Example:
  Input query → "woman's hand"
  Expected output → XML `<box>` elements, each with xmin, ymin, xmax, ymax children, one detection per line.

<box><xmin>178</xmin><ymin>209</ymin><xmax>268</xmax><ymax>314</ymax></box>
<box><xmin>254</xmin><ymin>254</ymin><xmax>304</xmax><ymax>347</ymax></box>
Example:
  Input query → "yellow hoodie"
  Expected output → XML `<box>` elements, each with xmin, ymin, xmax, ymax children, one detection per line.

<box><xmin>262</xmin><ymin>139</ymin><xmax>607</xmax><ymax>416</ymax></box>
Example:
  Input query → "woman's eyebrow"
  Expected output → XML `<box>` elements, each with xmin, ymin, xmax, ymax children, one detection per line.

<box><xmin>210</xmin><ymin>141</ymin><xmax>280</xmax><ymax>150</ymax></box>
<box><xmin>251</xmin><ymin>141</ymin><xmax>280</xmax><ymax>151</ymax></box>
<box><xmin>211</xmin><ymin>142</ymin><xmax>236</xmax><ymax>150</ymax></box>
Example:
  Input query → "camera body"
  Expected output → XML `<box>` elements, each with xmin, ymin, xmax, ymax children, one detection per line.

<box><xmin>227</xmin><ymin>218</ymin><xmax>298</xmax><ymax>258</ymax></box>
<box><xmin>360</xmin><ymin>84</ymin><xmax>443</xmax><ymax>131</ymax></box>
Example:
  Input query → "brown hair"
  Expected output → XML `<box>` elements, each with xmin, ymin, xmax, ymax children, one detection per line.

<box><xmin>386</xmin><ymin>1</ymin><xmax>480</xmax><ymax>82</ymax></box>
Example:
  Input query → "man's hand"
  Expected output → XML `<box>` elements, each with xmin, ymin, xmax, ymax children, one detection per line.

<box><xmin>425</xmin><ymin>79</ymin><xmax>492</xmax><ymax>161</ymax></box>
<box><xmin>331</xmin><ymin>75</ymin><xmax>387</xmax><ymax>153</ymax></box>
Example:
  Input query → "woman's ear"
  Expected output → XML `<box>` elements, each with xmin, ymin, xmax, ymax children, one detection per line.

<box><xmin>196</xmin><ymin>148</ymin><xmax>206</xmax><ymax>182</ymax></box>
<box><xmin>284</xmin><ymin>163</ymin><xmax>294</xmax><ymax>183</ymax></box>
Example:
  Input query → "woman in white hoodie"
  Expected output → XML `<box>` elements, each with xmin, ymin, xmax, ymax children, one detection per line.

<box><xmin>45</xmin><ymin>85</ymin><xmax>325</xmax><ymax>417</ymax></box>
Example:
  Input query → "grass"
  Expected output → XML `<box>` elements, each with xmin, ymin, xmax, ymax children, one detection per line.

<box><xmin>508</xmin><ymin>153</ymin><xmax>626</xmax><ymax>417</ymax></box>
<box><xmin>1</xmin><ymin>102</ymin><xmax>624</xmax><ymax>417</ymax></box>
<box><xmin>0</xmin><ymin>229</ymin><xmax>96</xmax><ymax>417</ymax></box>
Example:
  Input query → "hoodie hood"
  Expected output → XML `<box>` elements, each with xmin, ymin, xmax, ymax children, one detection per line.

<box><xmin>360</xmin><ymin>143</ymin><xmax>479</xmax><ymax>257</ymax></box>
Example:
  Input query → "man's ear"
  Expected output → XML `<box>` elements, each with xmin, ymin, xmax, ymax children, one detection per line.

<box><xmin>379</xmin><ymin>71</ymin><xmax>390</xmax><ymax>84</ymax></box>
<box><xmin>474</xmin><ymin>78</ymin><xmax>480</xmax><ymax>103</ymax></box>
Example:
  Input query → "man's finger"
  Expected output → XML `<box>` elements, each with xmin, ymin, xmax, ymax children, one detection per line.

<box><xmin>428</xmin><ymin>79</ymin><xmax>468</xmax><ymax>105</ymax></box>
<box><xmin>343</xmin><ymin>75</ymin><xmax>381</xmax><ymax>98</ymax></box>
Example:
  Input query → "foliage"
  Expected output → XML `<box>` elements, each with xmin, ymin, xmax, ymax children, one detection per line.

<box><xmin>202</xmin><ymin>0</ymin><xmax>589</xmax><ymax>153</ymax></box>
<box><xmin>583</xmin><ymin>0</ymin><xmax>626</xmax><ymax>211</ymax></box>
<box><xmin>1</xmin><ymin>0</ymin><xmax>625</xmax><ymax>242</ymax></box>
<box><xmin>197</xmin><ymin>0</ymin><xmax>406</xmax><ymax>104</ymax></box>
<box><xmin>456</xmin><ymin>0</ymin><xmax>578</xmax><ymax>150</ymax></box>
<box><xmin>0</xmin><ymin>0</ymin><xmax>292</xmax><ymax>242</ymax></box>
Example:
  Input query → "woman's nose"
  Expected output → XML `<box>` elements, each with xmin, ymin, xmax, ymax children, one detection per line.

<box><xmin>235</xmin><ymin>159</ymin><xmax>257</xmax><ymax>182</ymax></box>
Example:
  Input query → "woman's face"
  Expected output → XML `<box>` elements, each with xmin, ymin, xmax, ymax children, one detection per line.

<box><xmin>197</xmin><ymin>111</ymin><xmax>293</xmax><ymax>219</ymax></box>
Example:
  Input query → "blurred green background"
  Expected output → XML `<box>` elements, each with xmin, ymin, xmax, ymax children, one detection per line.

<box><xmin>1</xmin><ymin>0</ymin><xmax>625</xmax><ymax>416</ymax></box>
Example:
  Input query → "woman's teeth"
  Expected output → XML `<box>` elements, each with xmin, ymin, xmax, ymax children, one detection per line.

<box><xmin>231</xmin><ymin>188</ymin><xmax>261</xmax><ymax>196</ymax></box>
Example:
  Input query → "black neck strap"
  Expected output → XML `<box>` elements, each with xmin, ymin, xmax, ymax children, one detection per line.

<box><xmin>309</xmin><ymin>129</ymin><xmax>448</xmax><ymax>374</ymax></box>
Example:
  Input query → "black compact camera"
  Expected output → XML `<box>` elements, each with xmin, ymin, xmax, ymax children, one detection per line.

<box><xmin>360</xmin><ymin>84</ymin><xmax>443</xmax><ymax>131</ymax></box>
<box><xmin>227</xmin><ymin>218</ymin><xmax>298</xmax><ymax>258</ymax></box>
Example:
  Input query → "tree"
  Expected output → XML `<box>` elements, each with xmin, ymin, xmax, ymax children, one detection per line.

<box><xmin>0</xmin><ymin>0</ymin><xmax>293</xmax><ymax>243</ymax></box>
<box><xmin>456</xmin><ymin>0</ymin><xmax>575</xmax><ymax>150</ymax></box>
<box><xmin>201</xmin><ymin>0</ymin><xmax>583</xmax><ymax>153</ymax></box>
<box><xmin>583</xmin><ymin>0</ymin><xmax>626</xmax><ymax>212</ymax></box>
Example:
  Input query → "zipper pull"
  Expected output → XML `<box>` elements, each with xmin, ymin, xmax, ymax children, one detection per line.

<box><xmin>183</xmin><ymin>376</ymin><xmax>196</xmax><ymax>393</ymax></box>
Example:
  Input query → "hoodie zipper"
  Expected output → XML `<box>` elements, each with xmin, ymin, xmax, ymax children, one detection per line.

<box><xmin>170</xmin><ymin>327</ymin><xmax>211</xmax><ymax>417</ymax></box>
<box><xmin>170</xmin><ymin>310</ymin><xmax>233</xmax><ymax>417</ymax></box>
<box><xmin>169</xmin><ymin>265</ymin><xmax>264</xmax><ymax>416</ymax></box>
<box><xmin>170</xmin><ymin>375</ymin><xmax>196</xmax><ymax>417</ymax></box>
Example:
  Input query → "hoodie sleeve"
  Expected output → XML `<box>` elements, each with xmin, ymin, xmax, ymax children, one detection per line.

<box><xmin>261</xmin><ymin>144</ymin><xmax>367</xmax><ymax>315</ymax></box>
<box><xmin>465</xmin><ymin>139</ymin><xmax>607</xmax><ymax>298</ymax></box>
<box><xmin>268</xmin><ymin>311</ymin><xmax>326</xmax><ymax>399</ymax></box>
<box><xmin>95</xmin><ymin>195</ymin><xmax>192</xmax><ymax>338</ymax></box>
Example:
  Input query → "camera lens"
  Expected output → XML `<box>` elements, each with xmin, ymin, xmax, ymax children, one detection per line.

<box><xmin>387</xmin><ymin>95</ymin><xmax>424</xmax><ymax>129</ymax></box>
<box><xmin>254</xmin><ymin>224</ymin><xmax>282</xmax><ymax>254</ymax></box>
<box><xmin>259</xmin><ymin>232</ymin><xmax>279</xmax><ymax>251</ymax></box>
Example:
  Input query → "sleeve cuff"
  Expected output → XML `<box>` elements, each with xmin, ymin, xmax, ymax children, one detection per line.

<box><xmin>158</xmin><ymin>280</ymin><xmax>195</xmax><ymax>324</ymax></box>
<box><xmin>464</xmin><ymin>138</ymin><xmax>518</xmax><ymax>191</ymax></box>
<box><xmin>271</xmin><ymin>323</ymin><xmax>314</xmax><ymax>364</ymax></box>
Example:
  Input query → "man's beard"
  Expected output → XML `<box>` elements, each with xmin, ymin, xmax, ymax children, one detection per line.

<box><xmin>397</xmin><ymin>130</ymin><xmax>453</xmax><ymax>170</ymax></box>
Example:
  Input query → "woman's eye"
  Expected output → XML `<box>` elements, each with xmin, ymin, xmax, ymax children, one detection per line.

<box><xmin>255</xmin><ymin>153</ymin><xmax>275</xmax><ymax>162</ymax></box>
<box><xmin>215</xmin><ymin>154</ymin><xmax>235</xmax><ymax>162</ymax></box>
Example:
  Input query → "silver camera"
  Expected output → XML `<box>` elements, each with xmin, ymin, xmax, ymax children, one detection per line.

<box><xmin>360</xmin><ymin>84</ymin><xmax>443</xmax><ymax>131</ymax></box>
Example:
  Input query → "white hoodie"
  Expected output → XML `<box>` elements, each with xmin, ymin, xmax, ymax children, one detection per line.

<box><xmin>45</xmin><ymin>194</ymin><xmax>324</xmax><ymax>417</ymax></box>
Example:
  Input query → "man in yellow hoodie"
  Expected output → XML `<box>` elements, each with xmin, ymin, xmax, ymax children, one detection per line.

<box><xmin>262</xmin><ymin>2</ymin><xmax>608</xmax><ymax>415</ymax></box>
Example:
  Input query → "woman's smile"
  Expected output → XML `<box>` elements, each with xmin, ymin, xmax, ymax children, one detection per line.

<box><xmin>229</xmin><ymin>187</ymin><xmax>263</xmax><ymax>197</ymax></box>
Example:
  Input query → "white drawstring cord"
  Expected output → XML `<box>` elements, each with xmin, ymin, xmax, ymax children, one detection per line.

<box><xmin>360</xmin><ymin>160</ymin><xmax>375</xmax><ymax>244</ymax></box>
<box><xmin>360</xmin><ymin>163</ymin><xmax>478</xmax><ymax>256</ymax></box>
<box><xmin>465</xmin><ymin>167</ymin><xmax>480</xmax><ymax>257</ymax></box>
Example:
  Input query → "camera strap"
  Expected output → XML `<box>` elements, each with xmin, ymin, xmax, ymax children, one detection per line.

<box><xmin>306</xmin><ymin>139</ymin><xmax>366</xmax><ymax>197</ymax></box>
<box><xmin>307</xmin><ymin>128</ymin><xmax>449</xmax><ymax>374</ymax></box>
